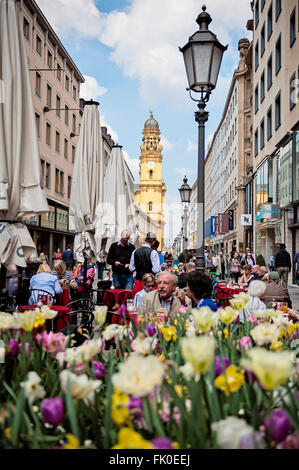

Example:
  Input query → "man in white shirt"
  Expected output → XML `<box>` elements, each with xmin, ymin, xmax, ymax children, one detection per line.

<box><xmin>129</xmin><ymin>233</ymin><xmax>161</xmax><ymax>281</ymax></box>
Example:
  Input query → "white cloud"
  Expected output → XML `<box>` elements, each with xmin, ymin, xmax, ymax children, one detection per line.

<box><xmin>37</xmin><ymin>0</ymin><xmax>252</xmax><ymax>109</ymax></box>
<box><xmin>123</xmin><ymin>151</ymin><xmax>140</xmax><ymax>180</ymax></box>
<box><xmin>100</xmin><ymin>116</ymin><xmax>118</xmax><ymax>143</ymax></box>
<box><xmin>160</xmin><ymin>135</ymin><xmax>173</xmax><ymax>152</ymax></box>
<box><xmin>187</xmin><ymin>140</ymin><xmax>196</xmax><ymax>152</ymax></box>
<box><xmin>80</xmin><ymin>75</ymin><xmax>107</xmax><ymax>100</ymax></box>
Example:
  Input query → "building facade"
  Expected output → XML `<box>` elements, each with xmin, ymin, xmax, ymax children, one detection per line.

<box><xmin>251</xmin><ymin>0</ymin><xmax>299</xmax><ymax>280</ymax></box>
<box><xmin>202</xmin><ymin>37</ymin><xmax>253</xmax><ymax>255</ymax></box>
<box><xmin>134</xmin><ymin>112</ymin><xmax>166</xmax><ymax>249</ymax></box>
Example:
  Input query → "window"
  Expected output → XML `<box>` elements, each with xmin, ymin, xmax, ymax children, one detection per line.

<box><xmin>45</xmin><ymin>163</ymin><xmax>50</xmax><ymax>189</ymax></box>
<box><xmin>65</xmin><ymin>74</ymin><xmax>69</xmax><ymax>92</ymax></box>
<box><xmin>275</xmin><ymin>0</ymin><xmax>281</xmax><ymax>21</ymax></box>
<box><xmin>46</xmin><ymin>122</ymin><xmax>51</xmax><ymax>146</ymax></box>
<box><xmin>268</xmin><ymin>2</ymin><xmax>273</xmax><ymax>39</ymax></box>
<box><xmin>65</xmin><ymin>105</ymin><xmax>69</xmax><ymax>125</ymax></box>
<box><xmin>261</xmin><ymin>71</ymin><xmax>265</xmax><ymax>102</ymax></box>
<box><xmin>72</xmin><ymin>145</ymin><xmax>76</xmax><ymax>164</ymax></box>
<box><xmin>261</xmin><ymin>0</ymin><xmax>265</xmax><ymax>10</ymax></box>
<box><xmin>46</xmin><ymin>84</ymin><xmax>52</xmax><ymax>107</ymax></box>
<box><xmin>260</xmin><ymin>119</ymin><xmax>265</xmax><ymax>149</ymax></box>
<box><xmin>68</xmin><ymin>176</ymin><xmax>72</xmax><ymax>199</ymax></box>
<box><xmin>55</xmin><ymin>131</ymin><xmax>60</xmax><ymax>153</ymax></box>
<box><xmin>35</xmin><ymin>113</ymin><xmax>40</xmax><ymax>138</ymax></box>
<box><xmin>149</xmin><ymin>202</ymin><xmax>153</xmax><ymax>211</ymax></box>
<box><xmin>267</xmin><ymin>54</ymin><xmax>273</xmax><ymax>89</ymax></box>
<box><xmin>267</xmin><ymin>106</ymin><xmax>272</xmax><ymax>140</ymax></box>
<box><xmin>290</xmin><ymin>8</ymin><xmax>296</xmax><ymax>46</ymax></box>
<box><xmin>290</xmin><ymin>72</ymin><xmax>296</xmax><ymax>110</ymax></box>
<box><xmin>47</xmin><ymin>50</ymin><xmax>52</xmax><ymax>68</ymax></box>
<box><xmin>35</xmin><ymin>72</ymin><xmax>41</xmax><ymax>97</ymax></box>
<box><xmin>149</xmin><ymin>170</ymin><xmax>153</xmax><ymax>180</ymax></box>
<box><xmin>275</xmin><ymin>35</ymin><xmax>281</xmax><ymax>75</ymax></box>
<box><xmin>275</xmin><ymin>91</ymin><xmax>281</xmax><ymax>129</ymax></box>
<box><xmin>64</xmin><ymin>138</ymin><xmax>68</xmax><ymax>159</ymax></box>
<box><xmin>255</xmin><ymin>40</ymin><xmax>259</xmax><ymax>70</ymax></box>
<box><xmin>57</xmin><ymin>63</ymin><xmax>62</xmax><ymax>81</ymax></box>
<box><xmin>23</xmin><ymin>17</ymin><xmax>30</xmax><ymax>40</ymax></box>
<box><xmin>255</xmin><ymin>0</ymin><xmax>259</xmax><ymax>29</ymax></box>
<box><xmin>55</xmin><ymin>169</ymin><xmax>64</xmax><ymax>195</ymax></box>
<box><xmin>40</xmin><ymin>160</ymin><xmax>45</xmax><ymax>189</ymax></box>
<box><xmin>36</xmin><ymin>34</ymin><xmax>42</xmax><ymax>55</ymax></box>
<box><xmin>255</xmin><ymin>85</ymin><xmax>259</xmax><ymax>113</ymax></box>
<box><xmin>254</xmin><ymin>129</ymin><xmax>259</xmax><ymax>156</ymax></box>
<box><xmin>261</xmin><ymin>23</ymin><xmax>265</xmax><ymax>56</ymax></box>
<box><xmin>56</xmin><ymin>95</ymin><xmax>61</xmax><ymax>117</ymax></box>
<box><xmin>73</xmin><ymin>86</ymin><xmax>77</xmax><ymax>101</ymax></box>
<box><xmin>72</xmin><ymin>114</ymin><xmax>76</xmax><ymax>133</ymax></box>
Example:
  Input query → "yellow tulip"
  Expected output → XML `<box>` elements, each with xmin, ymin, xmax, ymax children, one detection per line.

<box><xmin>161</xmin><ymin>326</ymin><xmax>177</xmax><ymax>342</ymax></box>
<box><xmin>229</xmin><ymin>293</ymin><xmax>250</xmax><ymax>311</ymax></box>
<box><xmin>219</xmin><ymin>307</ymin><xmax>238</xmax><ymax>325</ymax></box>
<box><xmin>112</xmin><ymin>428</ymin><xmax>153</xmax><ymax>449</ymax></box>
<box><xmin>13</xmin><ymin>311</ymin><xmax>37</xmax><ymax>332</ymax></box>
<box><xmin>191</xmin><ymin>307</ymin><xmax>219</xmax><ymax>333</ymax></box>
<box><xmin>181</xmin><ymin>335</ymin><xmax>216</xmax><ymax>374</ymax></box>
<box><xmin>214</xmin><ymin>365</ymin><xmax>245</xmax><ymax>396</ymax></box>
<box><xmin>63</xmin><ymin>433</ymin><xmax>80</xmax><ymax>449</ymax></box>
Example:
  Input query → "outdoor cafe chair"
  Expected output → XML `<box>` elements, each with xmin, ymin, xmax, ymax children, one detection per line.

<box><xmin>102</xmin><ymin>291</ymin><xmax>116</xmax><ymax>310</ymax></box>
<box><xmin>118</xmin><ymin>290</ymin><xmax>134</xmax><ymax>305</ymax></box>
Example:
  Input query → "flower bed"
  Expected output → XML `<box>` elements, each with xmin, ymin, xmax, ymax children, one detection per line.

<box><xmin>0</xmin><ymin>298</ymin><xmax>298</xmax><ymax>449</ymax></box>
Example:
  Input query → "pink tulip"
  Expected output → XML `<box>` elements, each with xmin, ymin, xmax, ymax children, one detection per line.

<box><xmin>36</xmin><ymin>331</ymin><xmax>66</xmax><ymax>355</ymax></box>
<box><xmin>238</xmin><ymin>336</ymin><xmax>252</xmax><ymax>350</ymax></box>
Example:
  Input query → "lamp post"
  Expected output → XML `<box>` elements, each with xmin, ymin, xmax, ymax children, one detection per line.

<box><xmin>180</xmin><ymin>6</ymin><xmax>227</xmax><ymax>271</ymax></box>
<box><xmin>179</xmin><ymin>176</ymin><xmax>192</xmax><ymax>263</ymax></box>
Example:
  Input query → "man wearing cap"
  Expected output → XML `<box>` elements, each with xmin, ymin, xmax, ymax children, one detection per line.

<box><xmin>260</xmin><ymin>271</ymin><xmax>292</xmax><ymax>307</ymax></box>
<box><xmin>129</xmin><ymin>233</ymin><xmax>161</xmax><ymax>293</ymax></box>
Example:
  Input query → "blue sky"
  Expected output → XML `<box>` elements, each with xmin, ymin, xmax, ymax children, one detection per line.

<box><xmin>36</xmin><ymin>0</ymin><xmax>252</xmax><ymax>247</ymax></box>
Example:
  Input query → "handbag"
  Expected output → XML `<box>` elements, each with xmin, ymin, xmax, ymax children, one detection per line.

<box><xmin>230</xmin><ymin>262</ymin><xmax>240</xmax><ymax>273</ymax></box>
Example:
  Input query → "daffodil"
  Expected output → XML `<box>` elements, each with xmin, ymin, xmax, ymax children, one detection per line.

<box><xmin>161</xmin><ymin>326</ymin><xmax>177</xmax><ymax>342</ymax></box>
<box><xmin>34</xmin><ymin>311</ymin><xmax>46</xmax><ymax>328</ymax></box>
<box><xmin>180</xmin><ymin>335</ymin><xmax>216</xmax><ymax>374</ymax></box>
<box><xmin>191</xmin><ymin>307</ymin><xmax>219</xmax><ymax>333</ymax></box>
<box><xmin>63</xmin><ymin>433</ymin><xmax>80</xmax><ymax>449</ymax></box>
<box><xmin>219</xmin><ymin>307</ymin><xmax>238</xmax><ymax>325</ymax></box>
<box><xmin>241</xmin><ymin>348</ymin><xmax>294</xmax><ymax>391</ymax></box>
<box><xmin>270</xmin><ymin>341</ymin><xmax>283</xmax><ymax>352</ymax></box>
<box><xmin>112</xmin><ymin>428</ymin><xmax>153</xmax><ymax>449</ymax></box>
<box><xmin>214</xmin><ymin>365</ymin><xmax>245</xmax><ymax>396</ymax></box>
<box><xmin>4</xmin><ymin>427</ymin><xmax>11</xmax><ymax>440</ymax></box>
<box><xmin>288</xmin><ymin>323</ymin><xmax>299</xmax><ymax>337</ymax></box>
<box><xmin>111</xmin><ymin>388</ymin><xmax>130</xmax><ymax>427</ymax></box>
<box><xmin>223</xmin><ymin>327</ymin><xmax>230</xmax><ymax>340</ymax></box>
<box><xmin>20</xmin><ymin>371</ymin><xmax>46</xmax><ymax>404</ymax></box>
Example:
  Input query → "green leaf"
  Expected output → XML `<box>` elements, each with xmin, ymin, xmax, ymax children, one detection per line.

<box><xmin>65</xmin><ymin>379</ymin><xmax>80</xmax><ymax>440</ymax></box>
<box><xmin>2</xmin><ymin>381</ymin><xmax>17</xmax><ymax>402</ymax></box>
<box><xmin>11</xmin><ymin>389</ymin><xmax>26</xmax><ymax>447</ymax></box>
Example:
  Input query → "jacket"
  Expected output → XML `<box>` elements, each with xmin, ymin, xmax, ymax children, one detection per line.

<box><xmin>260</xmin><ymin>281</ymin><xmax>292</xmax><ymax>307</ymax></box>
<box><xmin>62</xmin><ymin>249</ymin><xmax>74</xmax><ymax>267</ymax></box>
<box><xmin>141</xmin><ymin>290</ymin><xmax>191</xmax><ymax>317</ymax></box>
<box><xmin>275</xmin><ymin>249</ymin><xmax>291</xmax><ymax>269</ymax></box>
<box><xmin>29</xmin><ymin>272</ymin><xmax>63</xmax><ymax>304</ymax></box>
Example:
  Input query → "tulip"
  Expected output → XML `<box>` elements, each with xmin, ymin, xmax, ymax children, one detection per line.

<box><xmin>238</xmin><ymin>336</ymin><xmax>252</xmax><ymax>351</ymax></box>
<box><xmin>6</xmin><ymin>339</ymin><xmax>19</xmax><ymax>357</ymax></box>
<box><xmin>41</xmin><ymin>397</ymin><xmax>64</xmax><ymax>426</ymax></box>
<box><xmin>93</xmin><ymin>361</ymin><xmax>106</xmax><ymax>379</ymax></box>
<box><xmin>119</xmin><ymin>304</ymin><xmax>128</xmax><ymax>318</ymax></box>
<box><xmin>146</xmin><ymin>324</ymin><xmax>156</xmax><ymax>337</ymax></box>
<box><xmin>238</xmin><ymin>432</ymin><xmax>265</xmax><ymax>449</ymax></box>
<box><xmin>151</xmin><ymin>437</ymin><xmax>175</xmax><ymax>449</ymax></box>
<box><xmin>214</xmin><ymin>356</ymin><xmax>230</xmax><ymax>377</ymax></box>
<box><xmin>128</xmin><ymin>396</ymin><xmax>143</xmax><ymax>418</ymax></box>
<box><xmin>277</xmin><ymin>432</ymin><xmax>299</xmax><ymax>449</ymax></box>
<box><xmin>264</xmin><ymin>409</ymin><xmax>292</xmax><ymax>443</ymax></box>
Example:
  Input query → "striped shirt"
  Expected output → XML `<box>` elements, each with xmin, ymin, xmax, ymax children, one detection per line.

<box><xmin>52</xmin><ymin>270</ymin><xmax>75</xmax><ymax>284</ymax></box>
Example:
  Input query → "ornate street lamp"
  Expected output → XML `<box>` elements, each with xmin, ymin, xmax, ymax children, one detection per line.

<box><xmin>179</xmin><ymin>176</ymin><xmax>192</xmax><ymax>263</ymax></box>
<box><xmin>180</xmin><ymin>6</ymin><xmax>227</xmax><ymax>271</ymax></box>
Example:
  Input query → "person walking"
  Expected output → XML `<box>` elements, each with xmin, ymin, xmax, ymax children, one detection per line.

<box><xmin>218</xmin><ymin>252</ymin><xmax>226</xmax><ymax>279</ymax></box>
<box><xmin>151</xmin><ymin>239</ymin><xmax>165</xmax><ymax>266</ymax></box>
<box><xmin>294</xmin><ymin>251</ymin><xmax>299</xmax><ymax>286</ymax></box>
<box><xmin>62</xmin><ymin>245</ymin><xmax>75</xmax><ymax>270</ymax></box>
<box><xmin>96</xmin><ymin>244</ymin><xmax>107</xmax><ymax>281</ymax></box>
<box><xmin>240</xmin><ymin>248</ymin><xmax>256</xmax><ymax>266</ymax></box>
<box><xmin>107</xmin><ymin>230</ymin><xmax>135</xmax><ymax>290</ymax></box>
<box><xmin>229</xmin><ymin>251</ymin><xmax>241</xmax><ymax>282</ymax></box>
<box><xmin>205</xmin><ymin>252</ymin><xmax>214</xmax><ymax>272</ymax></box>
<box><xmin>274</xmin><ymin>243</ymin><xmax>292</xmax><ymax>287</ymax></box>
<box><xmin>129</xmin><ymin>233</ymin><xmax>161</xmax><ymax>294</ymax></box>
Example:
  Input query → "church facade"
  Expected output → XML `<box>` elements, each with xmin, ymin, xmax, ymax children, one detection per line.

<box><xmin>134</xmin><ymin>112</ymin><xmax>166</xmax><ymax>249</ymax></box>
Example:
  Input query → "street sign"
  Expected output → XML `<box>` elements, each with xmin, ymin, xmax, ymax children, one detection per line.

<box><xmin>241</xmin><ymin>214</ymin><xmax>252</xmax><ymax>226</ymax></box>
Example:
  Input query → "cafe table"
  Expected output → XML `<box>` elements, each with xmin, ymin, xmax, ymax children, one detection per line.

<box><xmin>215</xmin><ymin>283</ymin><xmax>246</xmax><ymax>307</ymax></box>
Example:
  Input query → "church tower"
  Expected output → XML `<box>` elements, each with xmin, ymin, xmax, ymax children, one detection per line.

<box><xmin>134</xmin><ymin>112</ymin><xmax>166</xmax><ymax>249</ymax></box>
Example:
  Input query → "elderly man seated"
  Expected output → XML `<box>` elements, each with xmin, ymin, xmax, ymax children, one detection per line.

<box><xmin>261</xmin><ymin>271</ymin><xmax>292</xmax><ymax>307</ymax></box>
<box><xmin>177</xmin><ymin>261</ymin><xmax>196</xmax><ymax>288</ymax></box>
<box><xmin>141</xmin><ymin>271</ymin><xmax>191</xmax><ymax>320</ymax></box>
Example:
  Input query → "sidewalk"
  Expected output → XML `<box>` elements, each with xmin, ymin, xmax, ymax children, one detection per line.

<box><xmin>288</xmin><ymin>284</ymin><xmax>299</xmax><ymax>311</ymax></box>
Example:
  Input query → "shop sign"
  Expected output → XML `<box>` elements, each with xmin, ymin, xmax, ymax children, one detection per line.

<box><xmin>241</xmin><ymin>214</ymin><xmax>252</xmax><ymax>226</ymax></box>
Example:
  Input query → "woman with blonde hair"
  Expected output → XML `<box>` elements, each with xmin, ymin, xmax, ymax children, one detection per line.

<box><xmin>29</xmin><ymin>263</ymin><xmax>63</xmax><ymax>305</ymax></box>
<box><xmin>134</xmin><ymin>273</ymin><xmax>156</xmax><ymax>309</ymax></box>
<box><xmin>52</xmin><ymin>260</ymin><xmax>77</xmax><ymax>289</ymax></box>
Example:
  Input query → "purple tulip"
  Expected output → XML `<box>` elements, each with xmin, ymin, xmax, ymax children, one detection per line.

<box><xmin>244</xmin><ymin>369</ymin><xmax>259</xmax><ymax>384</ymax></box>
<box><xmin>277</xmin><ymin>432</ymin><xmax>299</xmax><ymax>449</ymax></box>
<box><xmin>214</xmin><ymin>356</ymin><xmax>230</xmax><ymax>377</ymax></box>
<box><xmin>17</xmin><ymin>342</ymin><xmax>30</xmax><ymax>356</ymax></box>
<box><xmin>146</xmin><ymin>324</ymin><xmax>156</xmax><ymax>337</ymax></box>
<box><xmin>297</xmin><ymin>391</ymin><xmax>299</xmax><ymax>401</ymax></box>
<box><xmin>93</xmin><ymin>361</ymin><xmax>106</xmax><ymax>379</ymax></box>
<box><xmin>128</xmin><ymin>396</ymin><xmax>143</xmax><ymax>418</ymax></box>
<box><xmin>238</xmin><ymin>432</ymin><xmax>265</xmax><ymax>449</ymax></box>
<box><xmin>264</xmin><ymin>410</ymin><xmax>293</xmax><ymax>443</ymax></box>
<box><xmin>6</xmin><ymin>339</ymin><xmax>19</xmax><ymax>357</ymax></box>
<box><xmin>41</xmin><ymin>397</ymin><xmax>64</xmax><ymax>426</ymax></box>
<box><xmin>291</xmin><ymin>330</ymin><xmax>299</xmax><ymax>340</ymax></box>
<box><xmin>151</xmin><ymin>437</ymin><xmax>174</xmax><ymax>449</ymax></box>
<box><xmin>119</xmin><ymin>304</ymin><xmax>128</xmax><ymax>318</ymax></box>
